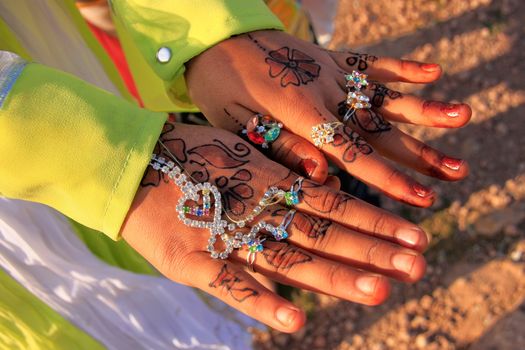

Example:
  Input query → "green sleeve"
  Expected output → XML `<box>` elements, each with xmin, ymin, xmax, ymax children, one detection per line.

<box><xmin>110</xmin><ymin>0</ymin><xmax>285</xmax><ymax>111</ymax></box>
<box><xmin>0</xmin><ymin>62</ymin><xmax>167</xmax><ymax>240</ymax></box>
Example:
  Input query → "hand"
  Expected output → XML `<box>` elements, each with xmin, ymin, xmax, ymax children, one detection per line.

<box><xmin>121</xmin><ymin>121</ymin><xmax>428</xmax><ymax>332</ymax></box>
<box><xmin>185</xmin><ymin>30</ymin><xmax>471</xmax><ymax>207</ymax></box>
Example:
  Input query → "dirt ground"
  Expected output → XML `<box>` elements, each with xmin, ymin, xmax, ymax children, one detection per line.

<box><xmin>255</xmin><ymin>0</ymin><xmax>525</xmax><ymax>349</ymax></box>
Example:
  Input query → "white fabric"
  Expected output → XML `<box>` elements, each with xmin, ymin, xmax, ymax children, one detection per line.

<box><xmin>300</xmin><ymin>0</ymin><xmax>338</xmax><ymax>46</ymax></box>
<box><xmin>0</xmin><ymin>198</ymin><xmax>255</xmax><ymax>350</ymax></box>
<box><xmin>0</xmin><ymin>0</ymin><xmax>121</xmax><ymax>96</ymax></box>
<box><xmin>0</xmin><ymin>51</ymin><xmax>27</xmax><ymax>108</ymax></box>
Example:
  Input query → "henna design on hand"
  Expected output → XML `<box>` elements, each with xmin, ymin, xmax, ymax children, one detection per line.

<box><xmin>296</xmin><ymin>213</ymin><xmax>332</xmax><ymax>239</ymax></box>
<box><xmin>265</xmin><ymin>47</ymin><xmax>321</xmax><ymax>87</ymax></box>
<box><xmin>300</xmin><ymin>180</ymin><xmax>355</xmax><ymax>214</ymax></box>
<box><xmin>224</xmin><ymin>108</ymin><xmax>244</xmax><ymax>131</ymax></box>
<box><xmin>141</xmin><ymin>122</ymin><xmax>256</xmax><ymax>216</ymax></box>
<box><xmin>337</xmin><ymin>103</ymin><xmax>392</xmax><ymax>134</ymax></box>
<box><xmin>345</xmin><ymin>52</ymin><xmax>378</xmax><ymax>71</ymax></box>
<box><xmin>247</xmin><ymin>34</ymin><xmax>321</xmax><ymax>87</ymax></box>
<box><xmin>367</xmin><ymin>83</ymin><xmax>403</xmax><ymax>108</ymax></box>
<box><xmin>209</xmin><ymin>264</ymin><xmax>259</xmax><ymax>302</ymax></box>
<box><xmin>262</xmin><ymin>242</ymin><xmax>313</xmax><ymax>269</ymax></box>
<box><xmin>332</xmin><ymin>125</ymin><xmax>374</xmax><ymax>163</ymax></box>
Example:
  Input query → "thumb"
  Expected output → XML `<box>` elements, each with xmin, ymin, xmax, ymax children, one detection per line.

<box><xmin>270</xmin><ymin>129</ymin><xmax>328</xmax><ymax>183</ymax></box>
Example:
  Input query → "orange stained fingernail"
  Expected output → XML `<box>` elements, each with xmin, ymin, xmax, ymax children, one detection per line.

<box><xmin>300</xmin><ymin>159</ymin><xmax>318</xmax><ymax>178</ymax></box>
<box><xmin>442</xmin><ymin>157</ymin><xmax>464</xmax><ymax>171</ymax></box>
<box><xmin>395</xmin><ymin>227</ymin><xmax>424</xmax><ymax>247</ymax></box>
<box><xmin>441</xmin><ymin>104</ymin><xmax>461</xmax><ymax>118</ymax></box>
<box><xmin>412</xmin><ymin>183</ymin><xmax>434</xmax><ymax>198</ymax></box>
<box><xmin>420</xmin><ymin>63</ymin><xmax>440</xmax><ymax>72</ymax></box>
<box><xmin>355</xmin><ymin>275</ymin><xmax>380</xmax><ymax>295</ymax></box>
<box><xmin>392</xmin><ymin>253</ymin><xmax>417</xmax><ymax>273</ymax></box>
<box><xmin>276</xmin><ymin>306</ymin><xmax>299</xmax><ymax>327</ymax></box>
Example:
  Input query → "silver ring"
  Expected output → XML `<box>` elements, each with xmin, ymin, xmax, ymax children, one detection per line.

<box><xmin>246</xmin><ymin>236</ymin><xmax>266</xmax><ymax>272</ymax></box>
<box><xmin>271</xmin><ymin>209</ymin><xmax>296</xmax><ymax>241</ymax></box>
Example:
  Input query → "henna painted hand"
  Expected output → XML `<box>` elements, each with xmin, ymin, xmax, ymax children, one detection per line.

<box><xmin>121</xmin><ymin>122</ymin><xmax>429</xmax><ymax>332</ymax></box>
<box><xmin>185</xmin><ymin>30</ymin><xmax>471</xmax><ymax>207</ymax></box>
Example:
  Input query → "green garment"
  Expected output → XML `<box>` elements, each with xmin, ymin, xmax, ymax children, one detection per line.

<box><xmin>0</xmin><ymin>268</ymin><xmax>105</xmax><ymax>350</ymax></box>
<box><xmin>0</xmin><ymin>0</ymin><xmax>283</xmax><ymax>239</ymax></box>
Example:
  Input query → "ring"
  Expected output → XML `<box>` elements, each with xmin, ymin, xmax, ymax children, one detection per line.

<box><xmin>345</xmin><ymin>70</ymin><xmax>368</xmax><ymax>90</ymax></box>
<box><xmin>271</xmin><ymin>209</ymin><xmax>296</xmax><ymax>241</ymax></box>
<box><xmin>343</xmin><ymin>71</ymin><xmax>371</xmax><ymax>124</ymax></box>
<box><xmin>241</xmin><ymin>113</ymin><xmax>283</xmax><ymax>149</ymax></box>
<box><xmin>285</xmin><ymin>176</ymin><xmax>304</xmax><ymax>206</ymax></box>
<box><xmin>310</xmin><ymin>122</ymin><xmax>343</xmax><ymax>149</ymax></box>
<box><xmin>343</xmin><ymin>90</ymin><xmax>371</xmax><ymax>124</ymax></box>
<box><xmin>246</xmin><ymin>236</ymin><xmax>266</xmax><ymax>272</ymax></box>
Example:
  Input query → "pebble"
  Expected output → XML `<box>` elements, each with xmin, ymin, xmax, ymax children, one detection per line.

<box><xmin>415</xmin><ymin>334</ymin><xmax>428</xmax><ymax>349</ymax></box>
<box><xmin>313</xmin><ymin>335</ymin><xmax>326</xmax><ymax>348</ymax></box>
<box><xmin>420</xmin><ymin>295</ymin><xmax>433</xmax><ymax>310</ymax></box>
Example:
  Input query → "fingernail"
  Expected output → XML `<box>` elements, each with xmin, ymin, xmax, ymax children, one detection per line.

<box><xmin>442</xmin><ymin>157</ymin><xmax>464</xmax><ymax>171</ymax></box>
<box><xmin>355</xmin><ymin>276</ymin><xmax>379</xmax><ymax>295</ymax></box>
<box><xmin>300</xmin><ymin>159</ymin><xmax>318</xmax><ymax>178</ymax></box>
<box><xmin>276</xmin><ymin>306</ymin><xmax>298</xmax><ymax>327</ymax></box>
<box><xmin>441</xmin><ymin>104</ymin><xmax>460</xmax><ymax>117</ymax></box>
<box><xmin>392</xmin><ymin>253</ymin><xmax>417</xmax><ymax>273</ymax></box>
<box><xmin>395</xmin><ymin>227</ymin><xmax>423</xmax><ymax>247</ymax></box>
<box><xmin>412</xmin><ymin>183</ymin><xmax>434</xmax><ymax>198</ymax></box>
<box><xmin>421</xmin><ymin>63</ymin><xmax>440</xmax><ymax>72</ymax></box>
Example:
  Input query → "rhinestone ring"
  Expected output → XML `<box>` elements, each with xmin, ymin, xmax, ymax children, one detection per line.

<box><xmin>310</xmin><ymin>122</ymin><xmax>343</xmax><ymax>149</ymax></box>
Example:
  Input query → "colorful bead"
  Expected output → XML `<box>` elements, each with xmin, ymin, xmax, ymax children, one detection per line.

<box><xmin>345</xmin><ymin>71</ymin><xmax>368</xmax><ymax>90</ymax></box>
<box><xmin>242</xmin><ymin>114</ymin><xmax>283</xmax><ymax>148</ymax></box>
<box><xmin>247</xmin><ymin>131</ymin><xmax>265</xmax><ymax>144</ymax></box>
<box><xmin>285</xmin><ymin>191</ymin><xmax>299</xmax><ymax>206</ymax></box>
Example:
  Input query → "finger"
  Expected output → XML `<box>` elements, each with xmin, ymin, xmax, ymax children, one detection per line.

<box><xmin>277</xmin><ymin>177</ymin><xmax>430</xmax><ymax>251</ymax></box>
<box><xmin>340</xmin><ymin>108</ymin><xmax>469</xmax><ymax>181</ymax></box>
<box><xmin>362</xmin><ymin>82</ymin><xmax>472</xmax><ymax>128</ymax></box>
<box><xmin>329</xmin><ymin>51</ymin><xmax>442</xmax><ymax>83</ymax></box>
<box><xmin>324</xmin><ymin>175</ymin><xmax>341</xmax><ymax>191</ymax></box>
<box><xmin>309</xmin><ymin>111</ymin><xmax>436</xmax><ymax>207</ymax></box>
<box><xmin>271</xmin><ymin>129</ymin><xmax>329</xmax><ymax>183</ymax></box>
<box><xmin>179</xmin><ymin>252</ymin><xmax>305</xmax><ymax>332</ymax></box>
<box><xmin>264</xmin><ymin>94</ymin><xmax>436</xmax><ymax>206</ymax></box>
<box><xmin>222</xmin><ymin>105</ymin><xmax>329</xmax><ymax>183</ymax></box>
<box><xmin>230</xmin><ymin>241</ymin><xmax>391</xmax><ymax>306</ymax></box>
<box><xmin>261</xmin><ymin>208</ymin><xmax>426</xmax><ymax>282</ymax></box>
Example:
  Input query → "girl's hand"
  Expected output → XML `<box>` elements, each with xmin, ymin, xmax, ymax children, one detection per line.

<box><xmin>121</xmin><ymin>122</ymin><xmax>428</xmax><ymax>332</ymax></box>
<box><xmin>185</xmin><ymin>30</ymin><xmax>471</xmax><ymax>207</ymax></box>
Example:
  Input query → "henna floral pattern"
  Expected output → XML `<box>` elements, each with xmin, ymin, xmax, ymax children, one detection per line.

<box><xmin>265</xmin><ymin>47</ymin><xmax>321</xmax><ymax>87</ymax></box>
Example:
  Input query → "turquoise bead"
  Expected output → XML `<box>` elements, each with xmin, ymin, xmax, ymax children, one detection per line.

<box><xmin>264</xmin><ymin>127</ymin><xmax>281</xmax><ymax>142</ymax></box>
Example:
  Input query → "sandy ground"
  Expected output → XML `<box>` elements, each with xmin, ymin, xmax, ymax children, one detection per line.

<box><xmin>255</xmin><ymin>0</ymin><xmax>525</xmax><ymax>349</ymax></box>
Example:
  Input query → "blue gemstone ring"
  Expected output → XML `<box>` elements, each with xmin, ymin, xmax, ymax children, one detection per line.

<box><xmin>272</xmin><ymin>209</ymin><xmax>296</xmax><ymax>241</ymax></box>
<box><xmin>285</xmin><ymin>177</ymin><xmax>304</xmax><ymax>206</ymax></box>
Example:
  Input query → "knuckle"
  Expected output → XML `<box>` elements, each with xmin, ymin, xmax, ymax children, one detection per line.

<box><xmin>363</xmin><ymin>239</ymin><xmax>381</xmax><ymax>266</ymax></box>
<box><xmin>370</xmin><ymin>213</ymin><xmax>388</xmax><ymax>238</ymax></box>
<box><xmin>273</xmin><ymin>135</ymin><xmax>302</xmax><ymax>165</ymax></box>
<box><xmin>326</xmin><ymin>263</ymin><xmax>344</xmax><ymax>290</ymax></box>
<box><xmin>384</xmin><ymin>167</ymin><xmax>404</xmax><ymax>189</ymax></box>
<box><xmin>399</xmin><ymin>59</ymin><xmax>413</xmax><ymax>73</ymax></box>
<box><xmin>418</xmin><ymin>144</ymin><xmax>446</xmax><ymax>176</ymax></box>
